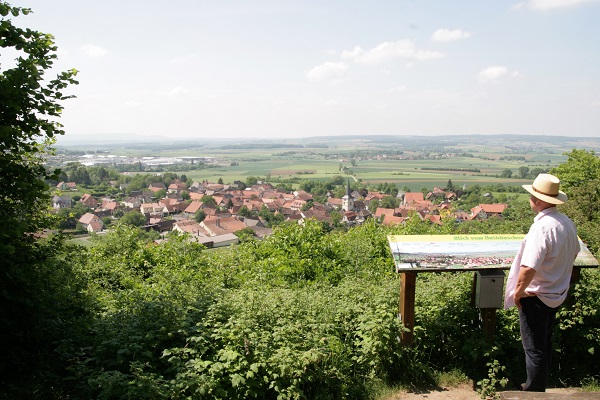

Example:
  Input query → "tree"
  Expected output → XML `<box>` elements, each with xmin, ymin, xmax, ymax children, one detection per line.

<box><xmin>245</xmin><ymin>176</ymin><xmax>259</xmax><ymax>187</ymax></box>
<box><xmin>238</xmin><ymin>205</ymin><xmax>253</xmax><ymax>218</ymax></box>
<box><xmin>551</xmin><ymin>149</ymin><xmax>600</xmax><ymax>192</ymax></box>
<box><xmin>500</xmin><ymin>168</ymin><xmax>513</xmax><ymax>178</ymax></box>
<box><xmin>528</xmin><ymin>167</ymin><xmax>546</xmax><ymax>178</ymax></box>
<box><xmin>368</xmin><ymin>199</ymin><xmax>380</xmax><ymax>211</ymax></box>
<box><xmin>194</xmin><ymin>209</ymin><xmax>206</xmax><ymax>222</ymax></box>
<box><xmin>329</xmin><ymin>210</ymin><xmax>342</xmax><ymax>227</ymax></box>
<box><xmin>380</xmin><ymin>195</ymin><xmax>398</xmax><ymax>209</ymax></box>
<box><xmin>153</xmin><ymin>188</ymin><xmax>167</xmax><ymax>199</ymax></box>
<box><xmin>1</xmin><ymin>2</ymin><xmax>80</xmax><ymax>393</ymax></box>
<box><xmin>120</xmin><ymin>211</ymin><xmax>147</xmax><ymax>227</ymax></box>
<box><xmin>299</xmin><ymin>179</ymin><xmax>315</xmax><ymax>193</ymax></box>
<box><xmin>201</xmin><ymin>194</ymin><xmax>216</xmax><ymax>207</ymax></box>
<box><xmin>551</xmin><ymin>150</ymin><xmax>600</xmax><ymax>255</ymax></box>
<box><xmin>518</xmin><ymin>166</ymin><xmax>529</xmax><ymax>179</ymax></box>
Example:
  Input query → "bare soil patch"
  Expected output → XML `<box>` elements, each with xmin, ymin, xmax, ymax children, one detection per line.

<box><xmin>383</xmin><ymin>383</ymin><xmax>480</xmax><ymax>400</ymax></box>
<box><xmin>271</xmin><ymin>169</ymin><xmax>316</xmax><ymax>175</ymax></box>
<box><xmin>383</xmin><ymin>384</ymin><xmax>580</xmax><ymax>400</ymax></box>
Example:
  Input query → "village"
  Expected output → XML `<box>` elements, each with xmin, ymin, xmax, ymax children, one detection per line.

<box><xmin>52</xmin><ymin>178</ymin><xmax>508</xmax><ymax>248</ymax></box>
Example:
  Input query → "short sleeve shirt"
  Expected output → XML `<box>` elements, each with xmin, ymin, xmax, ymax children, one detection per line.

<box><xmin>520</xmin><ymin>207</ymin><xmax>580</xmax><ymax>308</ymax></box>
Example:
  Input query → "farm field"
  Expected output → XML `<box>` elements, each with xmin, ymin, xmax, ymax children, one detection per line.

<box><xmin>55</xmin><ymin>134</ymin><xmax>600</xmax><ymax>190</ymax></box>
<box><xmin>157</xmin><ymin>153</ymin><xmax>551</xmax><ymax>192</ymax></box>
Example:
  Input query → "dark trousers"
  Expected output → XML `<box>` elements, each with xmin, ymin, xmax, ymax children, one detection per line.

<box><xmin>519</xmin><ymin>296</ymin><xmax>558</xmax><ymax>392</ymax></box>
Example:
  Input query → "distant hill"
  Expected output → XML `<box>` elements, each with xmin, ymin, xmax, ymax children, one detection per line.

<box><xmin>55</xmin><ymin>133</ymin><xmax>600</xmax><ymax>153</ymax></box>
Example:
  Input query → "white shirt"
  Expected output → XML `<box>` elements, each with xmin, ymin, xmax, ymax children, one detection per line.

<box><xmin>504</xmin><ymin>207</ymin><xmax>580</xmax><ymax>309</ymax></box>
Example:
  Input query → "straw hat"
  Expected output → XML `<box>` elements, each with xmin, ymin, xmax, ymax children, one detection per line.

<box><xmin>522</xmin><ymin>173</ymin><xmax>568</xmax><ymax>205</ymax></box>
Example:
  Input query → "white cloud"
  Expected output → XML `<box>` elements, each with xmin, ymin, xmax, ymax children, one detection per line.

<box><xmin>306</xmin><ymin>61</ymin><xmax>349</xmax><ymax>83</ymax></box>
<box><xmin>389</xmin><ymin>85</ymin><xmax>407</xmax><ymax>93</ymax></box>
<box><xmin>163</xmin><ymin>86</ymin><xmax>191</xmax><ymax>97</ymax></box>
<box><xmin>170</xmin><ymin>54</ymin><xmax>196</xmax><ymax>64</ymax></box>
<box><xmin>478</xmin><ymin>66</ymin><xmax>521</xmax><ymax>83</ymax></box>
<box><xmin>341</xmin><ymin>46</ymin><xmax>365</xmax><ymax>60</ymax></box>
<box><xmin>431</xmin><ymin>29</ymin><xmax>472</xmax><ymax>42</ymax></box>
<box><xmin>342</xmin><ymin>40</ymin><xmax>444</xmax><ymax>65</ymax></box>
<box><xmin>80</xmin><ymin>44</ymin><xmax>109</xmax><ymax>58</ymax></box>
<box><xmin>124</xmin><ymin>101</ymin><xmax>143</xmax><ymax>108</ymax></box>
<box><xmin>512</xmin><ymin>0</ymin><xmax>598</xmax><ymax>10</ymax></box>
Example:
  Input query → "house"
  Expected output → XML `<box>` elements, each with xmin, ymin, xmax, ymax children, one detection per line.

<box><xmin>99</xmin><ymin>199</ymin><xmax>119</xmax><ymax>214</ymax></box>
<box><xmin>183</xmin><ymin>200</ymin><xmax>205</xmax><ymax>218</ymax></box>
<box><xmin>374</xmin><ymin>207</ymin><xmax>397</xmax><ymax>219</ymax></box>
<box><xmin>80</xmin><ymin>194</ymin><xmax>99</xmax><ymax>208</ymax></box>
<box><xmin>290</xmin><ymin>199</ymin><xmax>307</xmax><ymax>211</ymax></box>
<box><xmin>140</xmin><ymin>203</ymin><xmax>169</xmax><ymax>216</ymax></box>
<box><xmin>122</xmin><ymin>196</ymin><xmax>143</xmax><ymax>209</ymax></box>
<box><xmin>326</xmin><ymin>197</ymin><xmax>343</xmax><ymax>209</ymax></box>
<box><xmin>189</xmin><ymin>192</ymin><xmax>204</xmax><ymax>201</ymax></box>
<box><xmin>200</xmin><ymin>216</ymin><xmax>247</xmax><ymax>236</ymax></box>
<box><xmin>148</xmin><ymin>182</ymin><xmax>167</xmax><ymax>193</ymax></box>
<box><xmin>167</xmin><ymin>182</ymin><xmax>188</xmax><ymax>194</ymax></box>
<box><xmin>56</xmin><ymin>181</ymin><xmax>77</xmax><ymax>191</ymax></box>
<box><xmin>210</xmin><ymin>233</ymin><xmax>239</xmax><ymax>248</ymax></box>
<box><xmin>52</xmin><ymin>195</ymin><xmax>72</xmax><ymax>209</ymax></box>
<box><xmin>299</xmin><ymin>210</ymin><xmax>331</xmax><ymax>225</ymax></box>
<box><xmin>426</xmin><ymin>187</ymin><xmax>447</xmax><ymax>200</ymax></box>
<box><xmin>173</xmin><ymin>220</ymin><xmax>210</xmax><ymax>236</ymax></box>
<box><xmin>381</xmin><ymin>214</ymin><xmax>405</xmax><ymax>226</ymax></box>
<box><xmin>480</xmin><ymin>203</ymin><xmax>507</xmax><ymax>216</ymax></box>
<box><xmin>78</xmin><ymin>213</ymin><xmax>104</xmax><ymax>233</ymax></box>
<box><xmin>470</xmin><ymin>203</ymin><xmax>507</xmax><ymax>220</ymax></box>
<box><xmin>403</xmin><ymin>192</ymin><xmax>424</xmax><ymax>206</ymax></box>
<box><xmin>342</xmin><ymin>211</ymin><xmax>358</xmax><ymax>224</ymax></box>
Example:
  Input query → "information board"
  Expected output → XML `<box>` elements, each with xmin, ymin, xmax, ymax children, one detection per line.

<box><xmin>388</xmin><ymin>234</ymin><xmax>598</xmax><ymax>272</ymax></box>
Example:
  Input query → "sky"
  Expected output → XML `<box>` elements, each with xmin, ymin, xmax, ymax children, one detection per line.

<box><xmin>10</xmin><ymin>0</ymin><xmax>600</xmax><ymax>140</ymax></box>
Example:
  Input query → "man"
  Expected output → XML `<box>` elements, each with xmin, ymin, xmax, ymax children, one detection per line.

<box><xmin>504</xmin><ymin>173</ymin><xmax>580</xmax><ymax>392</ymax></box>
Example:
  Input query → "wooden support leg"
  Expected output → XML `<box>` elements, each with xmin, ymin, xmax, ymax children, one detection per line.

<box><xmin>480</xmin><ymin>308</ymin><xmax>497</xmax><ymax>342</ymax></box>
<box><xmin>399</xmin><ymin>271</ymin><xmax>417</xmax><ymax>346</ymax></box>
<box><xmin>570</xmin><ymin>266</ymin><xmax>581</xmax><ymax>284</ymax></box>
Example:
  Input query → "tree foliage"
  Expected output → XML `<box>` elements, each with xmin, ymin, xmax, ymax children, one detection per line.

<box><xmin>0</xmin><ymin>2</ymin><xmax>77</xmax><ymax>251</ymax></box>
<box><xmin>551</xmin><ymin>149</ymin><xmax>600</xmax><ymax>255</ymax></box>
<box><xmin>1</xmin><ymin>2</ymin><xmax>79</xmax><ymax>394</ymax></box>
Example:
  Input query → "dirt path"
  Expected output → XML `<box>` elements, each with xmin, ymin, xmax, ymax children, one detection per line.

<box><xmin>384</xmin><ymin>383</ymin><xmax>481</xmax><ymax>400</ymax></box>
<box><xmin>384</xmin><ymin>384</ymin><xmax>580</xmax><ymax>400</ymax></box>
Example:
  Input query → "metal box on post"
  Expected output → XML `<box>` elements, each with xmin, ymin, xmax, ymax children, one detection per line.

<box><xmin>475</xmin><ymin>270</ymin><xmax>505</xmax><ymax>308</ymax></box>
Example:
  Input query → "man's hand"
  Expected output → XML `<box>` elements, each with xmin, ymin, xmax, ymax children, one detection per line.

<box><xmin>514</xmin><ymin>266</ymin><xmax>537</xmax><ymax>308</ymax></box>
<box><xmin>514</xmin><ymin>289</ymin><xmax>536</xmax><ymax>309</ymax></box>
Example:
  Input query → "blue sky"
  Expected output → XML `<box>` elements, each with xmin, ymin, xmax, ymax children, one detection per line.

<box><xmin>13</xmin><ymin>0</ymin><xmax>600</xmax><ymax>140</ymax></box>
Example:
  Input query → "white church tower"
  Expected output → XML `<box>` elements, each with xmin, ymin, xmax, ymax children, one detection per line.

<box><xmin>342</xmin><ymin>179</ymin><xmax>354</xmax><ymax>212</ymax></box>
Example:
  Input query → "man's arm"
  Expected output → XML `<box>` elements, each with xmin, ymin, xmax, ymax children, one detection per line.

<box><xmin>514</xmin><ymin>266</ymin><xmax>536</xmax><ymax>308</ymax></box>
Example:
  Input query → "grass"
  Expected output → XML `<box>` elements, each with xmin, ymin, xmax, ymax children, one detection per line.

<box><xmin>581</xmin><ymin>377</ymin><xmax>600</xmax><ymax>392</ymax></box>
<box><xmin>435</xmin><ymin>370</ymin><xmax>472</xmax><ymax>387</ymax></box>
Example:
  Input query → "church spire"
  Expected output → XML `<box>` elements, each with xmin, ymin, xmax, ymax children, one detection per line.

<box><xmin>342</xmin><ymin>179</ymin><xmax>354</xmax><ymax>212</ymax></box>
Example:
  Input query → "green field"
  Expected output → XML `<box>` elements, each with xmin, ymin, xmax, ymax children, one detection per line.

<box><xmin>172</xmin><ymin>156</ymin><xmax>542</xmax><ymax>192</ymax></box>
<box><xmin>57</xmin><ymin>134</ymin><xmax>599</xmax><ymax>190</ymax></box>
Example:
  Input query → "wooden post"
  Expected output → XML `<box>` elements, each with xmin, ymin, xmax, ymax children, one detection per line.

<box><xmin>399</xmin><ymin>271</ymin><xmax>417</xmax><ymax>345</ymax></box>
<box><xmin>480</xmin><ymin>308</ymin><xmax>497</xmax><ymax>341</ymax></box>
<box><xmin>570</xmin><ymin>266</ymin><xmax>581</xmax><ymax>284</ymax></box>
